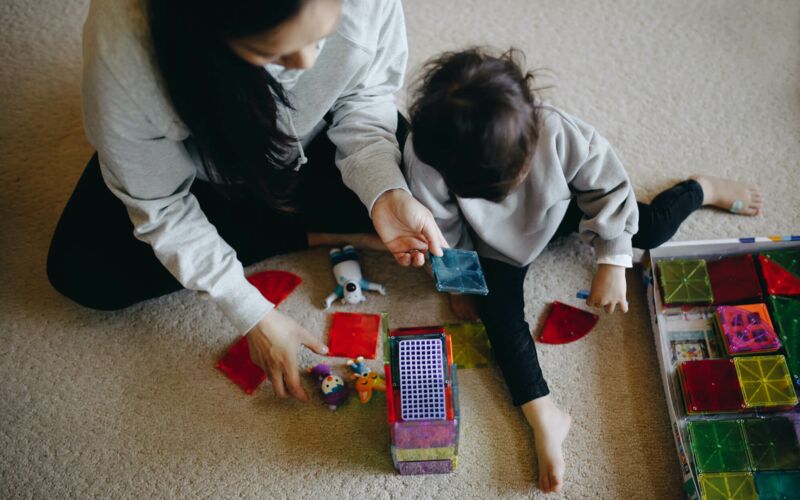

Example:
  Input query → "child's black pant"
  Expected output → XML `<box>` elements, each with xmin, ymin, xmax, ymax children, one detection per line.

<box><xmin>478</xmin><ymin>180</ymin><xmax>704</xmax><ymax>406</ymax></box>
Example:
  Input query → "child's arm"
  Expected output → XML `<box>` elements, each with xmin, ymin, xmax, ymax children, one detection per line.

<box><xmin>560</xmin><ymin>116</ymin><xmax>639</xmax><ymax>313</ymax></box>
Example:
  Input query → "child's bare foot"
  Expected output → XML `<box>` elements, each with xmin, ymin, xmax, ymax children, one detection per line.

<box><xmin>522</xmin><ymin>396</ymin><xmax>572</xmax><ymax>493</ymax></box>
<box><xmin>448</xmin><ymin>293</ymin><xmax>480</xmax><ymax>321</ymax></box>
<box><xmin>689</xmin><ymin>174</ymin><xmax>762</xmax><ymax>216</ymax></box>
<box><xmin>308</xmin><ymin>233</ymin><xmax>386</xmax><ymax>251</ymax></box>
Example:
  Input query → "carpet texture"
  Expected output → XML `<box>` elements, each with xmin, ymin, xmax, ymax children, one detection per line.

<box><xmin>2</xmin><ymin>0</ymin><xmax>799</xmax><ymax>498</ymax></box>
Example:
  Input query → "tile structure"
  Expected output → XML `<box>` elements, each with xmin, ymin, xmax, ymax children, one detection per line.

<box><xmin>385</xmin><ymin>326</ymin><xmax>459</xmax><ymax>475</ymax></box>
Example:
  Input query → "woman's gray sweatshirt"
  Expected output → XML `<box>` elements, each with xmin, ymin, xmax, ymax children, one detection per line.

<box><xmin>81</xmin><ymin>0</ymin><xmax>409</xmax><ymax>333</ymax></box>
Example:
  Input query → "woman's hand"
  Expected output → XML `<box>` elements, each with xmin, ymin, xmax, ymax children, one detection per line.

<box><xmin>247</xmin><ymin>310</ymin><xmax>329</xmax><ymax>400</ymax></box>
<box><xmin>587</xmin><ymin>264</ymin><xmax>629</xmax><ymax>314</ymax></box>
<box><xmin>371</xmin><ymin>189</ymin><xmax>448</xmax><ymax>267</ymax></box>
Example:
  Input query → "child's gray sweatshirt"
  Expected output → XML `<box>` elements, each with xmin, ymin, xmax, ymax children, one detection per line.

<box><xmin>81</xmin><ymin>0</ymin><xmax>409</xmax><ymax>333</ymax></box>
<box><xmin>405</xmin><ymin>105</ymin><xmax>639</xmax><ymax>268</ymax></box>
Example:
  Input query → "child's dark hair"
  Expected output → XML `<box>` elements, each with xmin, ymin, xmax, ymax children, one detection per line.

<box><xmin>409</xmin><ymin>48</ymin><xmax>540</xmax><ymax>201</ymax></box>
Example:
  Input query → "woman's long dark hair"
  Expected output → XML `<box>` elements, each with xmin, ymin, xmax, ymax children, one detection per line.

<box><xmin>149</xmin><ymin>0</ymin><xmax>309</xmax><ymax>209</ymax></box>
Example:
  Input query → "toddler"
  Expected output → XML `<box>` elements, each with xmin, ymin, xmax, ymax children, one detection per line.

<box><xmin>404</xmin><ymin>48</ymin><xmax>762</xmax><ymax>493</ymax></box>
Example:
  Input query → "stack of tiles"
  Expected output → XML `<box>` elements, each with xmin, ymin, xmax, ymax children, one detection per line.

<box><xmin>690</xmin><ymin>417</ymin><xmax>800</xmax><ymax>500</ymax></box>
<box><xmin>384</xmin><ymin>326</ymin><xmax>459</xmax><ymax>475</ymax></box>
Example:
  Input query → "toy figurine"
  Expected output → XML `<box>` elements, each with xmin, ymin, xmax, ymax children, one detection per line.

<box><xmin>323</xmin><ymin>245</ymin><xmax>386</xmax><ymax>309</ymax></box>
<box><xmin>347</xmin><ymin>356</ymin><xmax>386</xmax><ymax>404</ymax></box>
<box><xmin>307</xmin><ymin>364</ymin><xmax>349</xmax><ymax>410</ymax></box>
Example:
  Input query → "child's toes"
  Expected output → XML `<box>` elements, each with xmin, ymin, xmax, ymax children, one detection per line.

<box><xmin>549</xmin><ymin>470</ymin><xmax>563</xmax><ymax>493</ymax></box>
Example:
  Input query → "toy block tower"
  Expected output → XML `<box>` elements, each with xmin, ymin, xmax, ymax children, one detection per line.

<box><xmin>384</xmin><ymin>326</ymin><xmax>460</xmax><ymax>474</ymax></box>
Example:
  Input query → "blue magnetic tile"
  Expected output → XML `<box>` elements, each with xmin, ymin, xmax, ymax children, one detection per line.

<box><xmin>430</xmin><ymin>249</ymin><xmax>489</xmax><ymax>295</ymax></box>
<box><xmin>739</xmin><ymin>237</ymin><xmax>756</xmax><ymax>243</ymax></box>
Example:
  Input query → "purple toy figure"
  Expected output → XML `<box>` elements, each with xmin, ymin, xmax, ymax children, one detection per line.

<box><xmin>307</xmin><ymin>364</ymin><xmax>349</xmax><ymax>410</ymax></box>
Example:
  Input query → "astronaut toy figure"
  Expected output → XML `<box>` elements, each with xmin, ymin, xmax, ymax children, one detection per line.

<box><xmin>323</xmin><ymin>245</ymin><xmax>386</xmax><ymax>309</ymax></box>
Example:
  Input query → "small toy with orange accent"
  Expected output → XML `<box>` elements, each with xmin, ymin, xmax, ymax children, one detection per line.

<box><xmin>347</xmin><ymin>356</ymin><xmax>386</xmax><ymax>404</ymax></box>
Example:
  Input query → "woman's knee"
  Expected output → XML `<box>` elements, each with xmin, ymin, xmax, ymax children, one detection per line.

<box><xmin>46</xmin><ymin>239</ymin><xmax>130</xmax><ymax>311</ymax></box>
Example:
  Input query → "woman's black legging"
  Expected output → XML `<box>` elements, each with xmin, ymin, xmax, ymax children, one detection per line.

<box><xmin>478</xmin><ymin>180</ymin><xmax>704</xmax><ymax>406</ymax></box>
<box><xmin>46</xmin><ymin>117</ymin><xmax>409</xmax><ymax>310</ymax></box>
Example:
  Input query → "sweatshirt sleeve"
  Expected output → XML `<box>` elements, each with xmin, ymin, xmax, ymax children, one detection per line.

<box><xmin>403</xmin><ymin>137</ymin><xmax>473</xmax><ymax>250</ymax></box>
<box><xmin>82</xmin><ymin>57</ymin><xmax>274</xmax><ymax>334</ymax></box>
<box><xmin>326</xmin><ymin>0</ymin><xmax>410</xmax><ymax>214</ymax></box>
<box><xmin>559</xmin><ymin>116</ymin><xmax>639</xmax><ymax>261</ymax></box>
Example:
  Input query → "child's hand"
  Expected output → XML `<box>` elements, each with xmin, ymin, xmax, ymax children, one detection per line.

<box><xmin>587</xmin><ymin>264</ymin><xmax>628</xmax><ymax>313</ymax></box>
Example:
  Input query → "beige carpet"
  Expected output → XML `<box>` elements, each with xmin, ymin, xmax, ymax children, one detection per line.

<box><xmin>2</xmin><ymin>0</ymin><xmax>799</xmax><ymax>497</ymax></box>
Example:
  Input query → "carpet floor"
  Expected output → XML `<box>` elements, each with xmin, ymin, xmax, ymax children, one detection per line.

<box><xmin>2</xmin><ymin>0</ymin><xmax>799</xmax><ymax>497</ymax></box>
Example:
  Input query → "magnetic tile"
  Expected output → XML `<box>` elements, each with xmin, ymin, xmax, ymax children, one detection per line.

<box><xmin>246</xmin><ymin>270</ymin><xmax>302</xmax><ymax>305</ymax></box>
<box><xmin>396</xmin><ymin>459</ymin><xmax>453</xmax><ymax>475</ymax></box>
<box><xmin>734</xmin><ymin>356</ymin><xmax>798</xmax><ymax>408</ymax></box>
<box><xmin>398</xmin><ymin>338</ymin><xmax>447</xmax><ymax>421</ymax></box>
<box><xmin>445</xmin><ymin>322</ymin><xmax>492</xmax><ymax>368</ymax></box>
<box><xmin>387</xmin><ymin>333</ymin><xmax>448</xmax><ymax>389</ymax></box>
<box><xmin>742</xmin><ymin>417</ymin><xmax>800</xmax><ymax>471</ymax></box>
<box><xmin>715</xmin><ymin>304</ymin><xmax>781</xmax><ymax>355</ymax></box>
<box><xmin>216</xmin><ymin>270</ymin><xmax>302</xmax><ymax>394</ymax></box>
<box><xmin>390</xmin><ymin>419</ymin><xmax>459</xmax><ymax>449</ymax></box>
<box><xmin>698</xmin><ymin>472</ymin><xmax>758</xmax><ymax>500</ymax></box>
<box><xmin>679</xmin><ymin>359</ymin><xmax>746</xmax><ymax>413</ymax></box>
<box><xmin>754</xmin><ymin>471</ymin><xmax>800</xmax><ymax>499</ymax></box>
<box><xmin>707</xmin><ymin>254</ymin><xmax>764</xmax><ymax>305</ymax></box>
<box><xmin>769</xmin><ymin>295</ymin><xmax>800</xmax><ymax>384</ymax></box>
<box><xmin>537</xmin><ymin>301</ymin><xmax>599</xmax><ymax>344</ymax></box>
<box><xmin>759</xmin><ymin>250</ymin><xmax>800</xmax><ymax>296</ymax></box>
<box><xmin>430</xmin><ymin>248</ymin><xmax>489</xmax><ymax>295</ymax></box>
<box><xmin>216</xmin><ymin>335</ymin><xmax>266</xmax><ymax>395</ymax></box>
<box><xmin>391</xmin><ymin>445</ymin><xmax>456</xmax><ymax>462</ymax></box>
<box><xmin>687</xmin><ymin>420</ymin><xmax>751</xmax><ymax>473</ymax></box>
<box><xmin>327</xmin><ymin>312</ymin><xmax>382</xmax><ymax>359</ymax></box>
<box><xmin>659</xmin><ymin>259</ymin><xmax>715</xmax><ymax>304</ymax></box>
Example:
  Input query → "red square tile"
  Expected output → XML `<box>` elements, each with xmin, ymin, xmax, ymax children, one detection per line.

<box><xmin>327</xmin><ymin>312</ymin><xmax>382</xmax><ymax>359</ymax></box>
<box><xmin>707</xmin><ymin>254</ymin><xmax>763</xmax><ymax>304</ymax></box>
<box><xmin>679</xmin><ymin>359</ymin><xmax>746</xmax><ymax>413</ymax></box>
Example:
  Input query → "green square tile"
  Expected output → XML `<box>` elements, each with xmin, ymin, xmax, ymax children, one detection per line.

<box><xmin>754</xmin><ymin>471</ymin><xmax>800</xmax><ymax>500</ymax></box>
<box><xmin>734</xmin><ymin>355</ymin><xmax>798</xmax><ymax>408</ymax></box>
<box><xmin>769</xmin><ymin>295</ymin><xmax>800</xmax><ymax>384</ymax></box>
<box><xmin>688</xmin><ymin>420</ymin><xmax>751</xmax><ymax>473</ymax></box>
<box><xmin>444</xmin><ymin>322</ymin><xmax>492</xmax><ymax>368</ymax></box>
<box><xmin>659</xmin><ymin>259</ymin><xmax>715</xmax><ymax>304</ymax></box>
<box><xmin>698</xmin><ymin>472</ymin><xmax>758</xmax><ymax>500</ymax></box>
<box><xmin>743</xmin><ymin>417</ymin><xmax>800</xmax><ymax>471</ymax></box>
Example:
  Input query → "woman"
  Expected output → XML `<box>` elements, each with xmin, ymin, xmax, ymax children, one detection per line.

<box><xmin>47</xmin><ymin>0</ymin><xmax>447</xmax><ymax>401</ymax></box>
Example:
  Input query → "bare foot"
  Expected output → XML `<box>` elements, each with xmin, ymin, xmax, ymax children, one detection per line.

<box><xmin>689</xmin><ymin>174</ymin><xmax>762</xmax><ymax>216</ymax></box>
<box><xmin>308</xmin><ymin>233</ymin><xmax>386</xmax><ymax>251</ymax></box>
<box><xmin>521</xmin><ymin>396</ymin><xmax>572</xmax><ymax>493</ymax></box>
<box><xmin>448</xmin><ymin>293</ymin><xmax>480</xmax><ymax>321</ymax></box>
